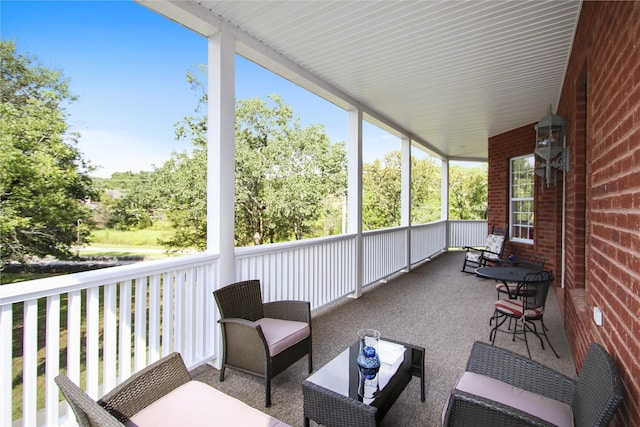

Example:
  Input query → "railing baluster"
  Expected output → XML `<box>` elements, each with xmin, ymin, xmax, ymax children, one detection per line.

<box><xmin>0</xmin><ymin>305</ymin><xmax>13</xmax><ymax>427</ymax></box>
<box><xmin>103</xmin><ymin>283</ymin><xmax>118</xmax><ymax>393</ymax></box>
<box><xmin>86</xmin><ymin>287</ymin><xmax>100</xmax><ymax>398</ymax></box>
<box><xmin>134</xmin><ymin>276</ymin><xmax>148</xmax><ymax>371</ymax></box>
<box><xmin>148</xmin><ymin>274</ymin><xmax>161</xmax><ymax>363</ymax></box>
<box><xmin>22</xmin><ymin>299</ymin><xmax>38</xmax><ymax>426</ymax></box>
<box><xmin>119</xmin><ymin>281</ymin><xmax>132</xmax><ymax>381</ymax></box>
<box><xmin>45</xmin><ymin>295</ymin><xmax>61</xmax><ymax>426</ymax></box>
<box><xmin>174</xmin><ymin>270</ymin><xmax>185</xmax><ymax>355</ymax></box>
<box><xmin>184</xmin><ymin>268</ymin><xmax>195</xmax><ymax>363</ymax></box>
<box><xmin>162</xmin><ymin>271</ymin><xmax>174</xmax><ymax>357</ymax></box>
<box><xmin>67</xmin><ymin>290</ymin><xmax>82</xmax><ymax>390</ymax></box>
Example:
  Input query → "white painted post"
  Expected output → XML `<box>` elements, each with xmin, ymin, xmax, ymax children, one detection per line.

<box><xmin>348</xmin><ymin>109</ymin><xmax>363</xmax><ymax>298</ymax></box>
<box><xmin>441</xmin><ymin>159</ymin><xmax>450</xmax><ymax>248</ymax></box>
<box><xmin>401</xmin><ymin>137</ymin><xmax>411</xmax><ymax>271</ymax></box>
<box><xmin>208</xmin><ymin>28</ymin><xmax>235</xmax><ymax>369</ymax></box>
<box><xmin>208</xmin><ymin>28</ymin><xmax>236</xmax><ymax>289</ymax></box>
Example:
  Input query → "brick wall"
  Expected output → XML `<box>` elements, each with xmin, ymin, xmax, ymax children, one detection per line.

<box><xmin>560</xmin><ymin>2</ymin><xmax>640</xmax><ymax>425</ymax></box>
<box><xmin>489</xmin><ymin>2</ymin><xmax>640</xmax><ymax>425</ymax></box>
<box><xmin>487</xmin><ymin>124</ymin><xmax>562</xmax><ymax>276</ymax></box>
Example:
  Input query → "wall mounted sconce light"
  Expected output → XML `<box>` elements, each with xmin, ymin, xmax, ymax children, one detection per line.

<box><xmin>534</xmin><ymin>105</ymin><xmax>569</xmax><ymax>187</ymax></box>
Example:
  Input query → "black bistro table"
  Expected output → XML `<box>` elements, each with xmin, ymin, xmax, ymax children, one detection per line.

<box><xmin>475</xmin><ymin>266</ymin><xmax>538</xmax><ymax>284</ymax></box>
<box><xmin>302</xmin><ymin>338</ymin><xmax>425</xmax><ymax>427</ymax></box>
<box><xmin>476</xmin><ymin>266</ymin><xmax>541</xmax><ymax>299</ymax></box>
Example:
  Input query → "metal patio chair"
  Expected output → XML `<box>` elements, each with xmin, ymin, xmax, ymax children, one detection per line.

<box><xmin>490</xmin><ymin>270</ymin><xmax>559</xmax><ymax>358</ymax></box>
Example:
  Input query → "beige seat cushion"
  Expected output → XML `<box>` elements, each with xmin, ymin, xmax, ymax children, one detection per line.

<box><xmin>126</xmin><ymin>381</ymin><xmax>290</xmax><ymax>427</ymax></box>
<box><xmin>256</xmin><ymin>318</ymin><xmax>310</xmax><ymax>356</ymax></box>
<box><xmin>454</xmin><ymin>371</ymin><xmax>573</xmax><ymax>427</ymax></box>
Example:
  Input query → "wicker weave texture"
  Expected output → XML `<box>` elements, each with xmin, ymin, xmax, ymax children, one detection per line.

<box><xmin>213</xmin><ymin>279</ymin><xmax>312</xmax><ymax>407</ymax></box>
<box><xmin>573</xmin><ymin>342</ymin><xmax>624</xmax><ymax>426</ymax></box>
<box><xmin>302</xmin><ymin>380</ymin><xmax>378</xmax><ymax>427</ymax></box>
<box><xmin>443</xmin><ymin>341</ymin><xmax>624</xmax><ymax>427</ymax></box>
<box><xmin>97</xmin><ymin>352</ymin><xmax>191</xmax><ymax>422</ymax></box>
<box><xmin>54</xmin><ymin>375</ymin><xmax>125</xmax><ymax>427</ymax></box>
<box><xmin>214</xmin><ymin>279</ymin><xmax>265</xmax><ymax>320</ymax></box>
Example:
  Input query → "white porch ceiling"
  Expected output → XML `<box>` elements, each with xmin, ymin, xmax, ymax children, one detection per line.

<box><xmin>137</xmin><ymin>0</ymin><xmax>582</xmax><ymax>161</ymax></box>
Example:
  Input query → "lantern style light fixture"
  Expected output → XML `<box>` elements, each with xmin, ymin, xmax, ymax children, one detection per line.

<box><xmin>534</xmin><ymin>105</ymin><xmax>569</xmax><ymax>187</ymax></box>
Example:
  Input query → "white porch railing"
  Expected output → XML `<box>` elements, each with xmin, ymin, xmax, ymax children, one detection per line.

<box><xmin>1</xmin><ymin>219</ymin><xmax>485</xmax><ymax>426</ymax></box>
<box><xmin>235</xmin><ymin>233</ymin><xmax>357</xmax><ymax>309</ymax></box>
<box><xmin>448</xmin><ymin>219</ymin><xmax>490</xmax><ymax>248</ymax></box>
<box><xmin>0</xmin><ymin>254</ymin><xmax>219</xmax><ymax>427</ymax></box>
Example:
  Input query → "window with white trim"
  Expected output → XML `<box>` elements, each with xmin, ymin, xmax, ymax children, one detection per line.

<box><xmin>510</xmin><ymin>155</ymin><xmax>535</xmax><ymax>243</ymax></box>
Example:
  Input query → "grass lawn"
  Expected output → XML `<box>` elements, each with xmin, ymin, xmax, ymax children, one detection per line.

<box><xmin>89</xmin><ymin>227</ymin><xmax>172</xmax><ymax>248</ymax></box>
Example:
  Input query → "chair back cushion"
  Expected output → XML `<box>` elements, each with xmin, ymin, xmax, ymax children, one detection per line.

<box><xmin>453</xmin><ymin>371</ymin><xmax>574</xmax><ymax>427</ymax></box>
<box><xmin>125</xmin><ymin>381</ymin><xmax>290</xmax><ymax>427</ymax></box>
<box><xmin>573</xmin><ymin>343</ymin><xmax>624</xmax><ymax>426</ymax></box>
<box><xmin>256</xmin><ymin>318</ymin><xmax>310</xmax><ymax>356</ymax></box>
<box><xmin>484</xmin><ymin>234</ymin><xmax>505</xmax><ymax>260</ymax></box>
<box><xmin>214</xmin><ymin>279</ymin><xmax>264</xmax><ymax>321</ymax></box>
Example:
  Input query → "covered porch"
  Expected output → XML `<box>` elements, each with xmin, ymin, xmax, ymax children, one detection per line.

<box><xmin>190</xmin><ymin>251</ymin><xmax>576</xmax><ymax>426</ymax></box>
<box><xmin>2</xmin><ymin>1</ymin><xmax>639</xmax><ymax>425</ymax></box>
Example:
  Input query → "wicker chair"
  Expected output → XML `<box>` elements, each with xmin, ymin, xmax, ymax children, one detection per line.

<box><xmin>55</xmin><ymin>352</ymin><xmax>191</xmax><ymax>427</ymax></box>
<box><xmin>461</xmin><ymin>225</ymin><xmax>507</xmax><ymax>273</ymax></box>
<box><xmin>213</xmin><ymin>279</ymin><xmax>312</xmax><ymax>407</ymax></box>
<box><xmin>443</xmin><ymin>341</ymin><xmax>624</xmax><ymax>427</ymax></box>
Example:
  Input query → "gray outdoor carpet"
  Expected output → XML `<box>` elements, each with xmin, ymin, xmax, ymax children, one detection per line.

<box><xmin>191</xmin><ymin>251</ymin><xmax>577</xmax><ymax>426</ymax></box>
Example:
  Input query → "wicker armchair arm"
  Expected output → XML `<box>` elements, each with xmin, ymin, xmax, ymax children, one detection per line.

<box><xmin>219</xmin><ymin>318</ymin><xmax>269</xmax><ymax>372</ymax></box>
<box><xmin>264</xmin><ymin>300</ymin><xmax>311</xmax><ymax>323</ymax></box>
<box><xmin>54</xmin><ymin>375</ymin><xmax>126</xmax><ymax>427</ymax></box>
<box><xmin>98</xmin><ymin>352</ymin><xmax>191</xmax><ymax>422</ymax></box>
<box><xmin>465</xmin><ymin>342</ymin><xmax>575</xmax><ymax>403</ymax></box>
<box><xmin>444</xmin><ymin>389</ymin><xmax>558</xmax><ymax>427</ymax></box>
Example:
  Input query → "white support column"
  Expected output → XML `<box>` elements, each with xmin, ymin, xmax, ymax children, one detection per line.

<box><xmin>208</xmin><ymin>28</ymin><xmax>236</xmax><ymax>288</ymax></box>
<box><xmin>401</xmin><ymin>137</ymin><xmax>412</xmax><ymax>271</ymax></box>
<box><xmin>347</xmin><ymin>109</ymin><xmax>363</xmax><ymax>298</ymax></box>
<box><xmin>441</xmin><ymin>159</ymin><xmax>450</xmax><ymax>248</ymax></box>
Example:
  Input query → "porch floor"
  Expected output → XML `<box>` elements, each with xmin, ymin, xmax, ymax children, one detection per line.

<box><xmin>191</xmin><ymin>250</ymin><xmax>577</xmax><ymax>426</ymax></box>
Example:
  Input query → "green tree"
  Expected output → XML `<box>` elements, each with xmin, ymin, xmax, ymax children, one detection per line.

<box><xmin>449</xmin><ymin>165</ymin><xmax>487</xmax><ymax>219</ymax></box>
<box><xmin>0</xmin><ymin>41</ymin><xmax>97</xmax><ymax>264</ymax></box>
<box><xmin>235</xmin><ymin>95</ymin><xmax>346</xmax><ymax>245</ymax></box>
<box><xmin>410</xmin><ymin>155</ymin><xmax>441</xmax><ymax>223</ymax></box>
<box><xmin>103</xmin><ymin>172</ymin><xmax>157</xmax><ymax>230</ymax></box>
<box><xmin>362</xmin><ymin>151</ymin><xmax>442</xmax><ymax>230</ymax></box>
<box><xmin>153</xmin><ymin>150</ymin><xmax>207</xmax><ymax>251</ymax></box>
<box><xmin>362</xmin><ymin>153</ymin><xmax>402</xmax><ymax>230</ymax></box>
<box><xmin>153</xmin><ymin>69</ymin><xmax>347</xmax><ymax>250</ymax></box>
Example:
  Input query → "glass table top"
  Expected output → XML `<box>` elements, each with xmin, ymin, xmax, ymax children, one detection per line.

<box><xmin>306</xmin><ymin>340</ymin><xmax>408</xmax><ymax>404</ymax></box>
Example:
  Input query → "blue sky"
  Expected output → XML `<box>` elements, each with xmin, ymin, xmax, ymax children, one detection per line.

<box><xmin>2</xmin><ymin>0</ymin><xmax>410</xmax><ymax>178</ymax></box>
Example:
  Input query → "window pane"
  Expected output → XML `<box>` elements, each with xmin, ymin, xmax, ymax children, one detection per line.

<box><xmin>510</xmin><ymin>155</ymin><xmax>534</xmax><ymax>243</ymax></box>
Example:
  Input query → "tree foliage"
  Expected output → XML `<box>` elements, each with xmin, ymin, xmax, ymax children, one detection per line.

<box><xmin>449</xmin><ymin>165</ymin><xmax>487</xmax><ymax>220</ymax></box>
<box><xmin>234</xmin><ymin>95</ymin><xmax>346</xmax><ymax>245</ymax></box>
<box><xmin>0</xmin><ymin>41</ymin><xmax>97</xmax><ymax>264</ymax></box>
<box><xmin>362</xmin><ymin>151</ymin><xmax>443</xmax><ymax>230</ymax></box>
<box><xmin>147</xmin><ymin>74</ymin><xmax>347</xmax><ymax>250</ymax></box>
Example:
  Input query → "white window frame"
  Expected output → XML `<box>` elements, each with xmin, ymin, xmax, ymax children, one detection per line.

<box><xmin>509</xmin><ymin>154</ymin><xmax>535</xmax><ymax>244</ymax></box>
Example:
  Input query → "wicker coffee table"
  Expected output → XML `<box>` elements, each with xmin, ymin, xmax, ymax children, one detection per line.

<box><xmin>302</xmin><ymin>338</ymin><xmax>425</xmax><ymax>427</ymax></box>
